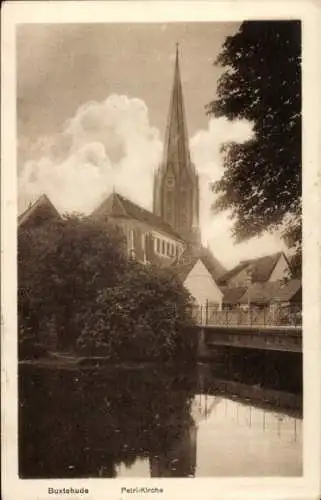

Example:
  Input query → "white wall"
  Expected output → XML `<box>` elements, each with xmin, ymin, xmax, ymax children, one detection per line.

<box><xmin>184</xmin><ymin>260</ymin><xmax>223</xmax><ymax>309</ymax></box>
<box><xmin>269</xmin><ymin>254</ymin><xmax>290</xmax><ymax>281</ymax></box>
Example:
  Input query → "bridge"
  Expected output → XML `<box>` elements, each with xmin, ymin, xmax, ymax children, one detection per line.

<box><xmin>198</xmin><ymin>324</ymin><xmax>302</xmax><ymax>353</ymax></box>
<box><xmin>191</xmin><ymin>305</ymin><xmax>302</xmax><ymax>353</ymax></box>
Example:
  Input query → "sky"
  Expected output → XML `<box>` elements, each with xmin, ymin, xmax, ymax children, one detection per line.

<box><xmin>17</xmin><ymin>22</ymin><xmax>287</xmax><ymax>268</ymax></box>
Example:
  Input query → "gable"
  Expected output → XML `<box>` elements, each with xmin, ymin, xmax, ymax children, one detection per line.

<box><xmin>183</xmin><ymin>259</ymin><xmax>223</xmax><ymax>306</ymax></box>
<box><xmin>18</xmin><ymin>195</ymin><xmax>61</xmax><ymax>229</ymax></box>
<box><xmin>91</xmin><ymin>193</ymin><xmax>127</xmax><ymax>219</ymax></box>
<box><xmin>269</xmin><ymin>253</ymin><xmax>290</xmax><ymax>281</ymax></box>
<box><xmin>219</xmin><ymin>252</ymin><xmax>286</xmax><ymax>286</ymax></box>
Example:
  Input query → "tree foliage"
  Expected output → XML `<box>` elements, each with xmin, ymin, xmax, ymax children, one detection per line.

<box><xmin>18</xmin><ymin>217</ymin><xmax>195</xmax><ymax>360</ymax></box>
<box><xmin>207</xmin><ymin>21</ymin><xmax>301</xmax><ymax>273</ymax></box>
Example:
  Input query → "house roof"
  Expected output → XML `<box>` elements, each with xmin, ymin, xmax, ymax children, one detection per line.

<box><xmin>18</xmin><ymin>194</ymin><xmax>61</xmax><ymax>228</ymax></box>
<box><xmin>177</xmin><ymin>245</ymin><xmax>226</xmax><ymax>281</ymax></box>
<box><xmin>222</xmin><ymin>286</ymin><xmax>248</xmax><ymax>304</ymax></box>
<box><xmin>239</xmin><ymin>279</ymin><xmax>302</xmax><ymax>305</ymax></box>
<box><xmin>91</xmin><ymin>192</ymin><xmax>184</xmax><ymax>241</ymax></box>
<box><xmin>198</xmin><ymin>246</ymin><xmax>227</xmax><ymax>280</ymax></box>
<box><xmin>218</xmin><ymin>252</ymin><xmax>286</xmax><ymax>285</ymax></box>
<box><xmin>172</xmin><ymin>245</ymin><xmax>226</xmax><ymax>285</ymax></box>
<box><xmin>174</xmin><ymin>259</ymin><xmax>198</xmax><ymax>282</ymax></box>
<box><xmin>271</xmin><ymin>279</ymin><xmax>302</xmax><ymax>302</ymax></box>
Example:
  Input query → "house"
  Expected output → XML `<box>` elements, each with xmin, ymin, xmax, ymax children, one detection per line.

<box><xmin>174</xmin><ymin>256</ymin><xmax>224</xmax><ymax>310</ymax></box>
<box><xmin>239</xmin><ymin>279</ymin><xmax>302</xmax><ymax>310</ymax></box>
<box><xmin>221</xmin><ymin>286</ymin><xmax>248</xmax><ymax>310</ymax></box>
<box><xmin>18</xmin><ymin>194</ymin><xmax>61</xmax><ymax>230</ymax></box>
<box><xmin>218</xmin><ymin>252</ymin><xmax>291</xmax><ymax>288</ymax></box>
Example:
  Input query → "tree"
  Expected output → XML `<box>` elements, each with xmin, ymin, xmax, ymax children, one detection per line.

<box><xmin>18</xmin><ymin>216</ymin><xmax>195</xmax><ymax>359</ymax></box>
<box><xmin>76</xmin><ymin>261</ymin><xmax>196</xmax><ymax>360</ymax></box>
<box><xmin>18</xmin><ymin>216</ymin><xmax>127</xmax><ymax>354</ymax></box>
<box><xmin>207</xmin><ymin>21</ymin><xmax>301</xmax><ymax>276</ymax></box>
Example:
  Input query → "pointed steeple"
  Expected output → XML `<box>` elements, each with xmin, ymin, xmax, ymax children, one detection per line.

<box><xmin>153</xmin><ymin>45</ymin><xmax>200</xmax><ymax>244</ymax></box>
<box><xmin>162</xmin><ymin>43</ymin><xmax>191</xmax><ymax>172</ymax></box>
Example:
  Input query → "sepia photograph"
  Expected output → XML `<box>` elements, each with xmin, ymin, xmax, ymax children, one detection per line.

<box><xmin>2</xmin><ymin>2</ymin><xmax>321</xmax><ymax>499</ymax></box>
<box><xmin>16</xmin><ymin>19</ymin><xmax>303</xmax><ymax>479</ymax></box>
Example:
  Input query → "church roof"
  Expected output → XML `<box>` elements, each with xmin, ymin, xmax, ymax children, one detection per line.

<box><xmin>91</xmin><ymin>192</ymin><xmax>184</xmax><ymax>240</ymax></box>
<box><xmin>18</xmin><ymin>194</ymin><xmax>61</xmax><ymax>228</ymax></box>
<box><xmin>218</xmin><ymin>252</ymin><xmax>287</xmax><ymax>285</ymax></box>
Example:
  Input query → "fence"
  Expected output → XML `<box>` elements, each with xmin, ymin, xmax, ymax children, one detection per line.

<box><xmin>190</xmin><ymin>304</ymin><xmax>302</xmax><ymax>327</ymax></box>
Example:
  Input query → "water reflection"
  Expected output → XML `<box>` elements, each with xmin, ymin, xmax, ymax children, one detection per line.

<box><xmin>19</xmin><ymin>363</ymin><xmax>302</xmax><ymax>478</ymax></box>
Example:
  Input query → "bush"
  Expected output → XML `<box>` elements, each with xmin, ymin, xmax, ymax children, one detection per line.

<box><xmin>18</xmin><ymin>216</ymin><xmax>195</xmax><ymax>360</ymax></box>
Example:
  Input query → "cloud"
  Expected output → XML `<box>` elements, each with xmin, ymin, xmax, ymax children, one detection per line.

<box><xmin>18</xmin><ymin>94</ymin><xmax>162</xmax><ymax>214</ymax></box>
<box><xmin>190</xmin><ymin>117</ymin><xmax>287</xmax><ymax>267</ymax></box>
<box><xmin>18</xmin><ymin>96</ymin><xmax>285</xmax><ymax>267</ymax></box>
<box><xmin>190</xmin><ymin>117</ymin><xmax>254</xmax><ymax>248</ymax></box>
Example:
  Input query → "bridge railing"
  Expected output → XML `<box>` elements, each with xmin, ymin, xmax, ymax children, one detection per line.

<box><xmin>190</xmin><ymin>304</ymin><xmax>302</xmax><ymax>327</ymax></box>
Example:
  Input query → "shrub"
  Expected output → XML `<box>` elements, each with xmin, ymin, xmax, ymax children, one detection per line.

<box><xmin>18</xmin><ymin>216</ymin><xmax>195</xmax><ymax>360</ymax></box>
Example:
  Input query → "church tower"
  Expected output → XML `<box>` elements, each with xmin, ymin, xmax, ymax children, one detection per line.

<box><xmin>153</xmin><ymin>45</ymin><xmax>200</xmax><ymax>244</ymax></box>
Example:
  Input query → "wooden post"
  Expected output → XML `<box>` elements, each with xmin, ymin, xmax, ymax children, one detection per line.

<box><xmin>205</xmin><ymin>300</ymin><xmax>209</xmax><ymax>325</ymax></box>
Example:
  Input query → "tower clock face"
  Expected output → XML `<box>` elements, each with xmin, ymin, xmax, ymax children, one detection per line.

<box><xmin>165</xmin><ymin>177</ymin><xmax>175</xmax><ymax>188</ymax></box>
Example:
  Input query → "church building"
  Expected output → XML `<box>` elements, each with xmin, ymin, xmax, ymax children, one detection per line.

<box><xmin>92</xmin><ymin>46</ymin><xmax>226</xmax><ymax>310</ymax></box>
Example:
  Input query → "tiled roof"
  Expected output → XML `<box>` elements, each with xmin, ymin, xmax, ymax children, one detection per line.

<box><xmin>172</xmin><ymin>245</ymin><xmax>226</xmax><ymax>284</ymax></box>
<box><xmin>222</xmin><ymin>286</ymin><xmax>248</xmax><ymax>304</ymax></box>
<box><xmin>18</xmin><ymin>194</ymin><xmax>61</xmax><ymax>228</ymax></box>
<box><xmin>91</xmin><ymin>192</ymin><xmax>184</xmax><ymax>240</ymax></box>
<box><xmin>239</xmin><ymin>279</ymin><xmax>302</xmax><ymax>305</ymax></box>
<box><xmin>218</xmin><ymin>252</ymin><xmax>286</xmax><ymax>285</ymax></box>
<box><xmin>271</xmin><ymin>279</ymin><xmax>302</xmax><ymax>302</ymax></box>
<box><xmin>198</xmin><ymin>246</ymin><xmax>227</xmax><ymax>280</ymax></box>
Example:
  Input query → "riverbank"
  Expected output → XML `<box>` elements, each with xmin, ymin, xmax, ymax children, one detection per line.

<box><xmin>202</xmin><ymin>375</ymin><xmax>302</xmax><ymax>417</ymax></box>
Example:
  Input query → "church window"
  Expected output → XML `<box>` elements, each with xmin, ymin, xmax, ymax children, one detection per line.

<box><xmin>162</xmin><ymin>240</ymin><xmax>165</xmax><ymax>254</ymax></box>
<box><xmin>166</xmin><ymin>242</ymin><xmax>170</xmax><ymax>256</ymax></box>
<box><xmin>129</xmin><ymin>229</ymin><xmax>134</xmax><ymax>250</ymax></box>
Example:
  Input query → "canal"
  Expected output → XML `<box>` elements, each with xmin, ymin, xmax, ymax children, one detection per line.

<box><xmin>19</xmin><ymin>353</ymin><xmax>302</xmax><ymax>478</ymax></box>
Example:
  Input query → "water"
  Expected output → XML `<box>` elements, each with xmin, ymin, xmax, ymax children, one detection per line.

<box><xmin>19</xmin><ymin>362</ymin><xmax>302</xmax><ymax>478</ymax></box>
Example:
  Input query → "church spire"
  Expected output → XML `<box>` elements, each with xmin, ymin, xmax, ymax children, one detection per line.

<box><xmin>162</xmin><ymin>43</ymin><xmax>191</xmax><ymax>171</ymax></box>
<box><xmin>153</xmin><ymin>45</ymin><xmax>200</xmax><ymax>244</ymax></box>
